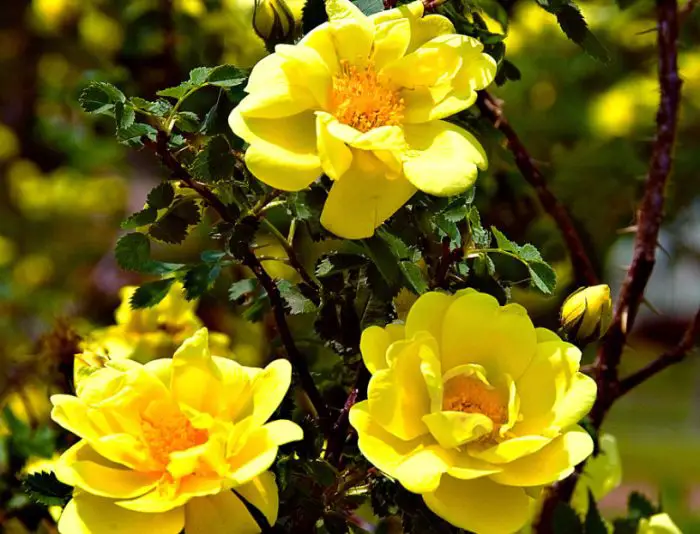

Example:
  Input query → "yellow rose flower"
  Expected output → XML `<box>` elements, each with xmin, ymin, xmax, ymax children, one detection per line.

<box><xmin>87</xmin><ymin>283</ymin><xmax>233</xmax><ymax>364</ymax></box>
<box><xmin>349</xmin><ymin>289</ymin><xmax>597</xmax><ymax>534</ymax></box>
<box><xmin>52</xmin><ymin>328</ymin><xmax>302</xmax><ymax>534</ymax></box>
<box><xmin>229</xmin><ymin>0</ymin><xmax>496</xmax><ymax>239</ymax></box>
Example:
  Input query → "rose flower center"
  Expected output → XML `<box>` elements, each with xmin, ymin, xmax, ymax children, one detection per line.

<box><xmin>442</xmin><ymin>375</ymin><xmax>507</xmax><ymax>426</ymax></box>
<box><xmin>141</xmin><ymin>412</ymin><xmax>209</xmax><ymax>468</ymax></box>
<box><xmin>330</xmin><ymin>61</ymin><xmax>405</xmax><ymax>133</ymax></box>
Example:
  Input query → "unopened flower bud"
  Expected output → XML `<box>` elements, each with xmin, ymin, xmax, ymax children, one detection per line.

<box><xmin>560</xmin><ymin>284</ymin><xmax>613</xmax><ymax>343</ymax></box>
<box><xmin>253</xmin><ymin>0</ymin><xmax>296</xmax><ymax>50</ymax></box>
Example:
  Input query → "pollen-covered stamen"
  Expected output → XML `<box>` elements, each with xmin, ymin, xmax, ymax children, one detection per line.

<box><xmin>330</xmin><ymin>60</ymin><xmax>405</xmax><ymax>133</ymax></box>
<box><xmin>442</xmin><ymin>375</ymin><xmax>507</xmax><ymax>426</ymax></box>
<box><xmin>141</xmin><ymin>413</ymin><xmax>208</xmax><ymax>468</ymax></box>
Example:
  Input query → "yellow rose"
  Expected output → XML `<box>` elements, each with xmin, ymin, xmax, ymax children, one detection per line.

<box><xmin>52</xmin><ymin>328</ymin><xmax>302</xmax><ymax>534</ymax></box>
<box><xmin>87</xmin><ymin>283</ymin><xmax>233</xmax><ymax>364</ymax></box>
<box><xmin>349</xmin><ymin>289</ymin><xmax>596</xmax><ymax>534</ymax></box>
<box><xmin>560</xmin><ymin>284</ymin><xmax>613</xmax><ymax>344</ymax></box>
<box><xmin>229</xmin><ymin>0</ymin><xmax>496</xmax><ymax>239</ymax></box>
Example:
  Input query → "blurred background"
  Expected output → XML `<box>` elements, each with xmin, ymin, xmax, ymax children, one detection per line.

<box><xmin>0</xmin><ymin>0</ymin><xmax>698</xmax><ymax>530</ymax></box>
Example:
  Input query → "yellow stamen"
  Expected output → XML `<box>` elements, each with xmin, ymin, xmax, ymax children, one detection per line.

<box><xmin>330</xmin><ymin>61</ymin><xmax>405</xmax><ymax>133</ymax></box>
<box><xmin>442</xmin><ymin>375</ymin><xmax>507</xmax><ymax>426</ymax></box>
<box><xmin>141</xmin><ymin>413</ymin><xmax>208</xmax><ymax>468</ymax></box>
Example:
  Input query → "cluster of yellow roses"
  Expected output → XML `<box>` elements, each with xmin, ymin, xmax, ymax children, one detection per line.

<box><xmin>45</xmin><ymin>1</ymin><xmax>614</xmax><ymax>533</ymax></box>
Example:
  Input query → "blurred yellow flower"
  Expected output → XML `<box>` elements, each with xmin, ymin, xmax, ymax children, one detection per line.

<box><xmin>52</xmin><ymin>328</ymin><xmax>302</xmax><ymax>534</ymax></box>
<box><xmin>638</xmin><ymin>513</ymin><xmax>682</xmax><ymax>534</ymax></box>
<box><xmin>85</xmin><ymin>283</ymin><xmax>233</xmax><ymax>364</ymax></box>
<box><xmin>560</xmin><ymin>284</ymin><xmax>613</xmax><ymax>344</ymax></box>
<box><xmin>0</xmin><ymin>123</ymin><xmax>19</xmax><ymax>161</ymax></box>
<box><xmin>0</xmin><ymin>384</ymin><xmax>53</xmax><ymax>435</ymax></box>
<box><xmin>589</xmin><ymin>77</ymin><xmax>658</xmax><ymax>138</ymax></box>
<box><xmin>349</xmin><ymin>289</ymin><xmax>596</xmax><ymax>533</ymax></box>
<box><xmin>571</xmin><ymin>433</ymin><xmax>621</xmax><ymax>517</ymax></box>
<box><xmin>79</xmin><ymin>10</ymin><xmax>124</xmax><ymax>55</ymax></box>
<box><xmin>230</xmin><ymin>0</ymin><xmax>495</xmax><ymax>239</ymax></box>
<box><xmin>0</xmin><ymin>234</ymin><xmax>16</xmax><ymax>267</ymax></box>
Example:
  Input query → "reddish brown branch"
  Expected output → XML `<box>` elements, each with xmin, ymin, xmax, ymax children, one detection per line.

<box><xmin>535</xmin><ymin>0</ymin><xmax>682</xmax><ymax>530</ymax></box>
<box><xmin>477</xmin><ymin>92</ymin><xmax>598</xmax><ymax>287</ymax></box>
<box><xmin>619</xmin><ymin>308</ymin><xmax>700</xmax><ymax>396</ymax></box>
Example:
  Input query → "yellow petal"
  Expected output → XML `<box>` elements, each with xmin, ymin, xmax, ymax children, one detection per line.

<box><xmin>371</xmin><ymin>2</ymin><xmax>455</xmax><ymax>53</ymax></box>
<box><xmin>239</xmin><ymin>54</ymin><xmax>315</xmax><ymax>119</ymax></box>
<box><xmin>423</xmin><ymin>411</ymin><xmax>493</xmax><ymax>449</ymax></box>
<box><xmin>360</xmin><ymin>325</ymin><xmax>392</xmax><ymax>374</ymax></box>
<box><xmin>468</xmin><ymin>435</ymin><xmax>552</xmax><ymax>464</ymax></box>
<box><xmin>230</xmin><ymin>109</ymin><xmax>322</xmax><ymax>191</ymax></box>
<box><xmin>393</xmin><ymin>446</ymin><xmax>451</xmax><ymax>493</ymax></box>
<box><xmin>515</xmin><ymin>340</ymin><xmax>581</xmax><ymax>434</ymax></box>
<box><xmin>235</xmin><ymin>471</ymin><xmax>279</xmax><ymax>528</ymax></box>
<box><xmin>262</xmin><ymin>419</ymin><xmax>304</xmax><ymax>446</ymax></box>
<box><xmin>402</xmin><ymin>120</ymin><xmax>486</xmax><ymax>196</ymax></box>
<box><xmin>441</xmin><ymin>293</ymin><xmax>537</xmax><ymax>380</ymax></box>
<box><xmin>325</xmin><ymin>0</ymin><xmax>374</xmax><ymax>66</ymax></box>
<box><xmin>58</xmin><ymin>492</ymin><xmax>184</xmax><ymax>534</ymax></box>
<box><xmin>349</xmin><ymin>401</ymin><xmax>428</xmax><ymax>478</ymax></box>
<box><xmin>117</xmin><ymin>475</ymin><xmax>223</xmax><ymax>513</ymax></box>
<box><xmin>274</xmin><ymin>44</ymin><xmax>332</xmax><ymax>109</ymax></box>
<box><xmin>320</xmin><ymin>152</ymin><xmax>416</xmax><ymax>239</ymax></box>
<box><xmin>381</xmin><ymin>34</ymin><xmax>462</xmax><ymax>90</ymax></box>
<box><xmin>372</xmin><ymin>18</ymin><xmax>411</xmax><ymax>69</ymax></box>
<box><xmin>445</xmin><ymin>449</ymin><xmax>503</xmax><ymax>480</ymax></box>
<box><xmin>170</xmin><ymin>329</ymin><xmax>225</xmax><ymax>415</ymax></box>
<box><xmin>55</xmin><ymin>441</ymin><xmax>159</xmax><ymax>499</ymax></box>
<box><xmin>638</xmin><ymin>513</ymin><xmax>682</xmax><ymax>534</ymax></box>
<box><xmin>367</xmin><ymin>337</ymin><xmax>435</xmax><ymax>440</ymax></box>
<box><xmin>323</xmin><ymin>115</ymin><xmax>406</xmax><ymax>151</ymax></box>
<box><xmin>249</xmin><ymin>359</ymin><xmax>293</xmax><ymax>426</ymax></box>
<box><xmin>316</xmin><ymin>112</ymin><xmax>353</xmax><ymax>180</ymax></box>
<box><xmin>423</xmin><ymin>476</ymin><xmax>531</xmax><ymax>534</ymax></box>
<box><xmin>185</xmin><ymin>490</ymin><xmax>265</xmax><ymax>534</ymax></box>
<box><xmin>489</xmin><ymin>426</ymin><xmax>594</xmax><ymax>487</ymax></box>
<box><xmin>553</xmin><ymin>373</ymin><xmax>597</xmax><ymax>430</ymax></box>
<box><xmin>404</xmin><ymin>291</ymin><xmax>454</xmax><ymax>341</ymax></box>
<box><xmin>299</xmin><ymin>24</ymin><xmax>340</xmax><ymax>74</ymax></box>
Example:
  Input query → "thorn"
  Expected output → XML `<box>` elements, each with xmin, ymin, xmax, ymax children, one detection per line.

<box><xmin>641</xmin><ymin>296</ymin><xmax>662</xmax><ymax>316</ymax></box>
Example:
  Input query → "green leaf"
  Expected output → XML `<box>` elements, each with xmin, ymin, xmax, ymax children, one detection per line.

<box><xmin>362</xmin><ymin>236</ymin><xmax>403</xmax><ymax>295</ymax></box>
<box><xmin>174</xmin><ymin>111</ymin><xmax>201</xmax><ymax>132</ymax></box>
<box><xmin>149</xmin><ymin>198</ymin><xmax>201</xmax><ymax>244</ymax></box>
<box><xmin>201</xmin><ymin>250</ymin><xmax>227</xmax><ymax>263</ymax></box>
<box><xmin>147</xmin><ymin>182</ymin><xmax>175</xmax><ymax>209</ymax></box>
<box><xmin>190</xmin><ymin>135</ymin><xmax>237</xmax><ymax>182</ymax></box>
<box><xmin>353</xmin><ymin>0</ymin><xmax>383</xmax><ymax>16</ymax></box>
<box><xmin>183</xmin><ymin>263</ymin><xmax>220</xmax><ymax>300</ymax></box>
<box><xmin>208</xmin><ymin>65</ymin><xmax>247</xmax><ymax>87</ymax></box>
<box><xmin>528</xmin><ymin>261</ymin><xmax>557</xmax><ymax>294</ymax></box>
<box><xmin>115</xmin><ymin>232</ymin><xmax>153</xmax><ymax>272</ymax></box>
<box><xmin>277</xmin><ymin>280</ymin><xmax>317</xmax><ymax>314</ymax></box>
<box><xmin>157</xmin><ymin>82</ymin><xmax>195</xmax><ymax>99</ymax></box>
<box><xmin>552</xmin><ymin>501</ymin><xmax>583</xmax><ymax>534</ymax></box>
<box><xmin>628</xmin><ymin>492</ymin><xmax>657</xmax><ymax>519</ymax></box>
<box><xmin>316</xmin><ymin>254</ymin><xmax>368</xmax><ymax>278</ymax></box>
<box><xmin>491</xmin><ymin>226</ymin><xmax>516</xmax><ymax>252</ymax></box>
<box><xmin>189</xmin><ymin>66</ymin><xmax>212</xmax><ymax>85</ymax></box>
<box><xmin>400</xmin><ymin>261</ymin><xmax>428</xmax><ymax>295</ymax></box>
<box><xmin>467</xmin><ymin>206</ymin><xmax>490</xmax><ymax>248</ymax></box>
<box><xmin>553</xmin><ymin>3</ymin><xmax>609</xmax><ymax>62</ymax></box>
<box><xmin>116</xmin><ymin>122</ymin><xmax>158</xmax><ymax>147</ymax></box>
<box><xmin>302</xmin><ymin>0</ymin><xmax>328</xmax><ymax>33</ymax></box>
<box><xmin>130</xmin><ymin>97</ymin><xmax>172</xmax><ymax>116</ymax></box>
<box><xmin>115</xmin><ymin>101</ymin><xmax>136</xmax><ymax>131</ymax></box>
<box><xmin>79</xmin><ymin>81</ymin><xmax>125</xmax><ymax>113</ymax></box>
<box><xmin>22</xmin><ymin>472</ymin><xmax>72</xmax><ymax>507</ymax></box>
<box><xmin>585</xmin><ymin>491</ymin><xmax>609</xmax><ymax>534</ymax></box>
<box><xmin>130</xmin><ymin>279</ymin><xmax>176</xmax><ymax>309</ymax></box>
<box><xmin>229</xmin><ymin>279</ymin><xmax>257</xmax><ymax>301</ymax></box>
<box><xmin>495</xmin><ymin>59</ymin><xmax>522</xmax><ymax>86</ymax></box>
<box><xmin>121</xmin><ymin>207</ymin><xmax>158</xmax><ymax>229</ymax></box>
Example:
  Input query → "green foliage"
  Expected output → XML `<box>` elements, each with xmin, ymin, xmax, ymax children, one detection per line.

<box><xmin>277</xmin><ymin>280</ymin><xmax>317</xmax><ymax>314</ymax></box>
<box><xmin>115</xmin><ymin>233</ymin><xmax>183</xmax><ymax>275</ymax></box>
<box><xmin>2</xmin><ymin>407</ymin><xmax>57</xmax><ymax>459</ymax></box>
<box><xmin>148</xmin><ymin>198</ymin><xmax>201</xmax><ymax>244</ymax></box>
<box><xmin>585</xmin><ymin>491</ymin><xmax>609</xmax><ymax>534</ymax></box>
<box><xmin>229</xmin><ymin>279</ymin><xmax>258</xmax><ymax>301</ymax></box>
<box><xmin>190</xmin><ymin>135</ymin><xmax>237</xmax><ymax>182</ymax></box>
<box><xmin>21</xmin><ymin>472</ymin><xmax>72</xmax><ymax>508</ymax></box>
<box><xmin>129</xmin><ymin>278</ymin><xmax>176</xmax><ymax>309</ymax></box>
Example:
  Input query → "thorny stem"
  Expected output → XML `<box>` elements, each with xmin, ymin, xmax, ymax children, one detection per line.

<box><xmin>144</xmin><ymin>131</ymin><xmax>329</xmax><ymax>425</ymax></box>
<box><xmin>535</xmin><ymin>0</ymin><xmax>682</xmax><ymax>529</ymax></box>
<box><xmin>477</xmin><ymin>91</ymin><xmax>599</xmax><ymax>287</ymax></box>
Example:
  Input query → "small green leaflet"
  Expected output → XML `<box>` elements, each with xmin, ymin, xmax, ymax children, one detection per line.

<box><xmin>130</xmin><ymin>279</ymin><xmax>176</xmax><ymax>309</ymax></box>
